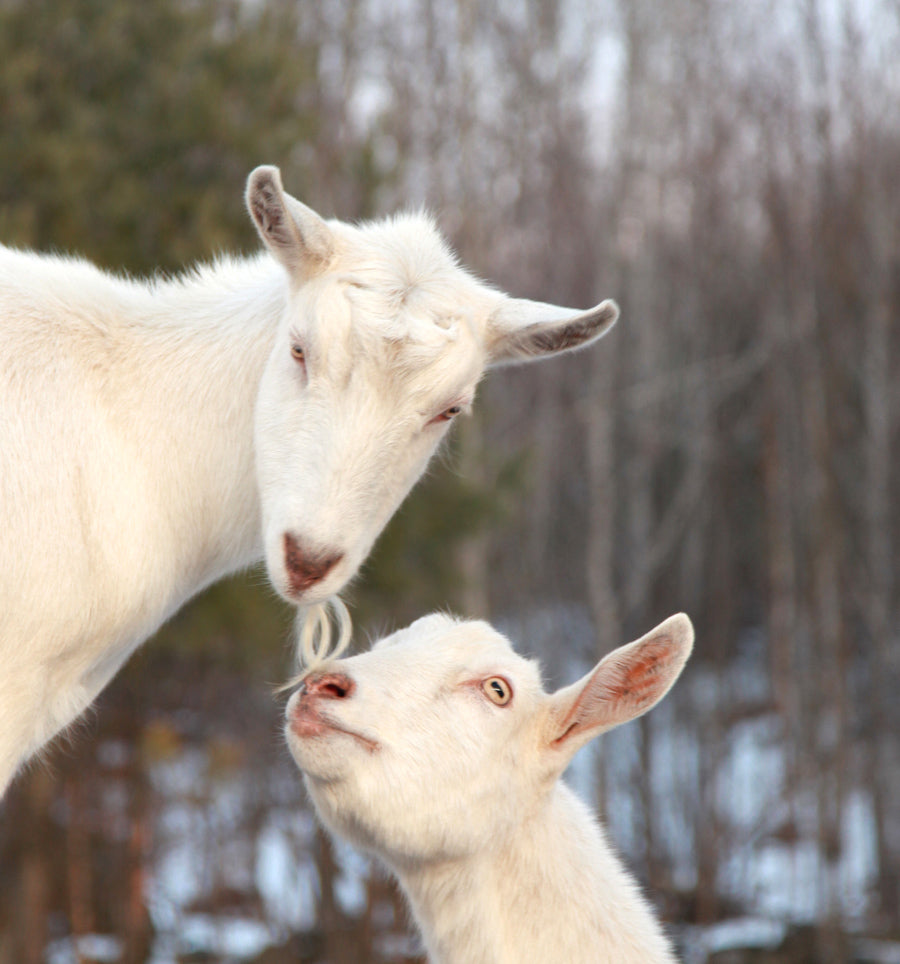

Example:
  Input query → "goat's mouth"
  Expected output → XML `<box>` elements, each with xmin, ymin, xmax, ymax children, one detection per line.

<box><xmin>287</xmin><ymin>705</ymin><xmax>379</xmax><ymax>753</ymax></box>
<box><xmin>265</xmin><ymin>532</ymin><xmax>351</xmax><ymax>605</ymax></box>
<box><xmin>269</xmin><ymin>569</ymin><xmax>342</xmax><ymax>609</ymax></box>
<box><xmin>281</xmin><ymin>560</ymin><xmax>347</xmax><ymax>605</ymax></box>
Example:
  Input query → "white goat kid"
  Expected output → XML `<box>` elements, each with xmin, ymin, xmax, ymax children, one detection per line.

<box><xmin>286</xmin><ymin>612</ymin><xmax>693</xmax><ymax>964</ymax></box>
<box><xmin>0</xmin><ymin>166</ymin><xmax>618</xmax><ymax>795</ymax></box>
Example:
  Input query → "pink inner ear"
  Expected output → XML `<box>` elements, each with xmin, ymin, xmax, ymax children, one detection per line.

<box><xmin>553</xmin><ymin>635</ymin><xmax>677</xmax><ymax>745</ymax></box>
<box><xmin>607</xmin><ymin>637</ymin><xmax>672</xmax><ymax>708</ymax></box>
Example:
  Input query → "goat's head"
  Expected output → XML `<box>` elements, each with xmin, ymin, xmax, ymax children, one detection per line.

<box><xmin>247</xmin><ymin>166</ymin><xmax>619</xmax><ymax>606</ymax></box>
<box><xmin>284</xmin><ymin>612</ymin><xmax>693</xmax><ymax>866</ymax></box>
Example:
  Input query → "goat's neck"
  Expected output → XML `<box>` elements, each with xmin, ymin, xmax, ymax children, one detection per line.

<box><xmin>111</xmin><ymin>256</ymin><xmax>284</xmax><ymax>595</ymax></box>
<box><xmin>396</xmin><ymin>784</ymin><xmax>676</xmax><ymax>964</ymax></box>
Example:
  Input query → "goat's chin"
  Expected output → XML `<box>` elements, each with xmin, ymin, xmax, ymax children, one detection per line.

<box><xmin>286</xmin><ymin>731</ymin><xmax>350</xmax><ymax>785</ymax></box>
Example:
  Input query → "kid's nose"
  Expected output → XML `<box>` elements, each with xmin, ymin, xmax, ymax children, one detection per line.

<box><xmin>301</xmin><ymin>672</ymin><xmax>354</xmax><ymax>701</ymax></box>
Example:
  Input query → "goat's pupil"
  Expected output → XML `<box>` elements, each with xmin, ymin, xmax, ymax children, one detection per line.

<box><xmin>492</xmin><ymin>681</ymin><xmax>503</xmax><ymax>696</ymax></box>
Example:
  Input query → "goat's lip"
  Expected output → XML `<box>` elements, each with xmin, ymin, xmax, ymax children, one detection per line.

<box><xmin>267</xmin><ymin>554</ymin><xmax>348</xmax><ymax>606</ymax></box>
<box><xmin>280</xmin><ymin>575</ymin><xmax>340</xmax><ymax>606</ymax></box>
<box><xmin>287</xmin><ymin>703</ymin><xmax>379</xmax><ymax>753</ymax></box>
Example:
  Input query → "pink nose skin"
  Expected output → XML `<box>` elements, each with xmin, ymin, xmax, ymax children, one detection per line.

<box><xmin>283</xmin><ymin>534</ymin><xmax>343</xmax><ymax>596</ymax></box>
<box><xmin>290</xmin><ymin>672</ymin><xmax>356</xmax><ymax>740</ymax></box>
<box><xmin>301</xmin><ymin>672</ymin><xmax>355</xmax><ymax>702</ymax></box>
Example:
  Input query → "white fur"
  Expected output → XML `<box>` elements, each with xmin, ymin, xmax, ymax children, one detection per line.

<box><xmin>0</xmin><ymin>165</ymin><xmax>618</xmax><ymax>795</ymax></box>
<box><xmin>285</xmin><ymin>612</ymin><xmax>694</xmax><ymax>964</ymax></box>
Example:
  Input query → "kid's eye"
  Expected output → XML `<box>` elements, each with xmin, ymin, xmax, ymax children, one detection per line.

<box><xmin>482</xmin><ymin>677</ymin><xmax>512</xmax><ymax>706</ymax></box>
<box><xmin>290</xmin><ymin>343</ymin><xmax>305</xmax><ymax>363</ymax></box>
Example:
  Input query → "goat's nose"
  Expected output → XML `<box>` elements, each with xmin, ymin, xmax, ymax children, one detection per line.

<box><xmin>283</xmin><ymin>534</ymin><xmax>343</xmax><ymax>596</ymax></box>
<box><xmin>302</xmin><ymin>672</ymin><xmax>354</xmax><ymax>700</ymax></box>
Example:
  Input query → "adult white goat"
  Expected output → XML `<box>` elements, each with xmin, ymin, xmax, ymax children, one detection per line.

<box><xmin>286</xmin><ymin>611</ymin><xmax>693</xmax><ymax>964</ymax></box>
<box><xmin>0</xmin><ymin>166</ymin><xmax>618</xmax><ymax>796</ymax></box>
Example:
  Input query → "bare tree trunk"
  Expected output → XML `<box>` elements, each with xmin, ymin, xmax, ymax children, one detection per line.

<box><xmin>584</xmin><ymin>348</ymin><xmax>621</xmax><ymax>646</ymax></box>
<box><xmin>315</xmin><ymin>826</ymin><xmax>344</xmax><ymax>961</ymax></box>
<box><xmin>862</xmin><ymin>291</ymin><xmax>899</xmax><ymax>925</ymax></box>
<box><xmin>456</xmin><ymin>417</ymin><xmax>492</xmax><ymax>620</ymax></box>
<box><xmin>759</xmin><ymin>122</ymin><xmax>811</xmax><ymax>925</ymax></box>
<box><xmin>801</xmin><ymin>6</ymin><xmax>850</xmax><ymax>952</ymax></box>
<box><xmin>65</xmin><ymin>776</ymin><xmax>94</xmax><ymax>955</ymax></box>
<box><xmin>18</xmin><ymin>771</ymin><xmax>56</xmax><ymax>964</ymax></box>
<box><xmin>121</xmin><ymin>775</ymin><xmax>153</xmax><ymax>964</ymax></box>
<box><xmin>850</xmin><ymin>3</ymin><xmax>900</xmax><ymax>924</ymax></box>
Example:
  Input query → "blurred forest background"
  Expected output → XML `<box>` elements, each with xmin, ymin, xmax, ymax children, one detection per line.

<box><xmin>1</xmin><ymin>0</ymin><xmax>899</xmax><ymax>962</ymax></box>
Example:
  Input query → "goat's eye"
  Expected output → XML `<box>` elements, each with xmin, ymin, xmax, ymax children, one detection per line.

<box><xmin>290</xmin><ymin>343</ymin><xmax>305</xmax><ymax>364</ymax></box>
<box><xmin>435</xmin><ymin>405</ymin><xmax>462</xmax><ymax>423</ymax></box>
<box><xmin>482</xmin><ymin>677</ymin><xmax>512</xmax><ymax>706</ymax></box>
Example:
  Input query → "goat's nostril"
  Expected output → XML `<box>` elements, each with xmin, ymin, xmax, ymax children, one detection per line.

<box><xmin>283</xmin><ymin>534</ymin><xmax>344</xmax><ymax>596</ymax></box>
<box><xmin>305</xmin><ymin>672</ymin><xmax>354</xmax><ymax>700</ymax></box>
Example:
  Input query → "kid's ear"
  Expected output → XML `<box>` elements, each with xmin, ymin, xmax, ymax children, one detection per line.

<box><xmin>246</xmin><ymin>165</ymin><xmax>334</xmax><ymax>279</ymax></box>
<box><xmin>544</xmin><ymin>613</ymin><xmax>694</xmax><ymax>764</ymax></box>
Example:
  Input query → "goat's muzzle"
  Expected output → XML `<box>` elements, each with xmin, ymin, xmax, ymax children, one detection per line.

<box><xmin>283</xmin><ymin>534</ymin><xmax>343</xmax><ymax>597</ymax></box>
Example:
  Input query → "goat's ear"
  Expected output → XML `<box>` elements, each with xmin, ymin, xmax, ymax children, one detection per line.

<box><xmin>485</xmin><ymin>297</ymin><xmax>618</xmax><ymax>366</ymax></box>
<box><xmin>246</xmin><ymin>165</ymin><xmax>334</xmax><ymax>279</ymax></box>
<box><xmin>543</xmin><ymin>614</ymin><xmax>693</xmax><ymax>765</ymax></box>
